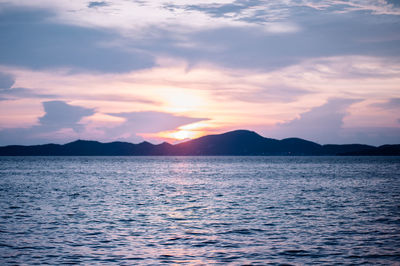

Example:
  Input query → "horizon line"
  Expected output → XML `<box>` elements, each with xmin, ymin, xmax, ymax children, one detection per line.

<box><xmin>1</xmin><ymin>129</ymin><xmax>398</xmax><ymax>148</ymax></box>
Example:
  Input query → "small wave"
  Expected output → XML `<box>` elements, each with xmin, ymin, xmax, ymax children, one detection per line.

<box><xmin>192</xmin><ymin>240</ymin><xmax>219</xmax><ymax>247</ymax></box>
<box><xmin>185</xmin><ymin>230</ymin><xmax>209</xmax><ymax>236</ymax></box>
<box><xmin>219</xmin><ymin>228</ymin><xmax>266</xmax><ymax>235</ymax></box>
<box><xmin>347</xmin><ymin>253</ymin><xmax>400</xmax><ymax>259</ymax></box>
<box><xmin>279</xmin><ymin>249</ymin><xmax>311</xmax><ymax>257</ymax></box>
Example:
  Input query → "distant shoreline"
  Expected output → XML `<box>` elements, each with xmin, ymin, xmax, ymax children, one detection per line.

<box><xmin>1</xmin><ymin>130</ymin><xmax>399</xmax><ymax>156</ymax></box>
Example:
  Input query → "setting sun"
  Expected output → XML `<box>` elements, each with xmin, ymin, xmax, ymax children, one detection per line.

<box><xmin>171</xmin><ymin>129</ymin><xmax>208</xmax><ymax>141</ymax></box>
<box><xmin>172</xmin><ymin>130</ymin><xmax>191</xmax><ymax>140</ymax></box>
<box><xmin>153</xmin><ymin>128</ymin><xmax>206</xmax><ymax>142</ymax></box>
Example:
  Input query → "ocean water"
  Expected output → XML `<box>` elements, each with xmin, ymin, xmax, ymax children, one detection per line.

<box><xmin>0</xmin><ymin>156</ymin><xmax>399</xmax><ymax>265</ymax></box>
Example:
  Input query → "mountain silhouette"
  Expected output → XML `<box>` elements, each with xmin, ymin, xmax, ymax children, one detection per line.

<box><xmin>0</xmin><ymin>130</ymin><xmax>398</xmax><ymax>156</ymax></box>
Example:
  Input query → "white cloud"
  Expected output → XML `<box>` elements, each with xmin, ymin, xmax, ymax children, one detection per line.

<box><xmin>0</xmin><ymin>0</ymin><xmax>303</xmax><ymax>36</ymax></box>
<box><xmin>2</xmin><ymin>0</ymin><xmax>398</xmax><ymax>56</ymax></box>
<box><xmin>300</xmin><ymin>0</ymin><xmax>400</xmax><ymax>15</ymax></box>
<box><xmin>1</xmin><ymin>54</ymin><xmax>399</xmax><ymax>134</ymax></box>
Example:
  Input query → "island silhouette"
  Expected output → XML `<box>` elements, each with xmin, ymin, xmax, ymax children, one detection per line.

<box><xmin>0</xmin><ymin>130</ymin><xmax>399</xmax><ymax>156</ymax></box>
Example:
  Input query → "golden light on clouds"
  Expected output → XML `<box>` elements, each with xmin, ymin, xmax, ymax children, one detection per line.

<box><xmin>169</xmin><ymin>130</ymin><xmax>198</xmax><ymax>140</ymax></box>
<box><xmin>1</xmin><ymin>55</ymin><xmax>399</xmax><ymax>144</ymax></box>
<box><xmin>151</xmin><ymin>121</ymin><xmax>209</xmax><ymax>142</ymax></box>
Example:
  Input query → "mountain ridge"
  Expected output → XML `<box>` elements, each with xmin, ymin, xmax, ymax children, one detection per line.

<box><xmin>0</xmin><ymin>130</ymin><xmax>399</xmax><ymax>156</ymax></box>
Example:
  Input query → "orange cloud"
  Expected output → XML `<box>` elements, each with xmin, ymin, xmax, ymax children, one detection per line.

<box><xmin>0</xmin><ymin>55</ymin><xmax>399</xmax><ymax>144</ymax></box>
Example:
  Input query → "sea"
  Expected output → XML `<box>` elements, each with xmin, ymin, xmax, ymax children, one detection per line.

<box><xmin>0</xmin><ymin>156</ymin><xmax>399</xmax><ymax>265</ymax></box>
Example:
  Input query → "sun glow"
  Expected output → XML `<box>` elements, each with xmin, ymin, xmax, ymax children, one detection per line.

<box><xmin>150</xmin><ymin>121</ymin><xmax>213</xmax><ymax>142</ymax></box>
<box><xmin>172</xmin><ymin>130</ymin><xmax>192</xmax><ymax>140</ymax></box>
<box><xmin>153</xmin><ymin>129</ymin><xmax>205</xmax><ymax>142</ymax></box>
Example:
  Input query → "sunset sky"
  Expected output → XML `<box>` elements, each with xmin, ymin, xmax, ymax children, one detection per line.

<box><xmin>0</xmin><ymin>0</ymin><xmax>399</xmax><ymax>145</ymax></box>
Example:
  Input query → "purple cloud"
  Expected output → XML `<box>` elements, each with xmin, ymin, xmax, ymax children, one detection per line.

<box><xmin>0</xmin><ymin>72</ymin><xmax>15</xmax><ymax>90</ymax></box>
<box><xmin>0</xmin><ymin>101</ymin><xmax>94</xmax><ymax>145</ymax></box>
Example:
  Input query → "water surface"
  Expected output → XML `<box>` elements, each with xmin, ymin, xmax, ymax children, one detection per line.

<box><xmin>0</xmin><ymin>156</ymin><xmax>399</xmax><ymax>265</ymax></box>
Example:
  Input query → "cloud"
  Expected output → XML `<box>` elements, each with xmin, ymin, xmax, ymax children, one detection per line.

<box><xmin>299</xmin><ymin>0</ymin><xmax>400</xmax><ymax>15</ymax></box>
<box><xmin>167</xmin><ymin>1</ymin><xmax>300</xmax><ymax>33</ymax></box>
<box><xmin>0</xmin><ymin>6</ymin><xmax>154</xmax><ymax>73</ymax></box>
<box><xmin>215</xmin><ymin>85</ymin><xmax>310</xmax><ymax>103</ymax></box>
<box><xmin>339</xmin><ymin>126</ymin><xmax>400</xmax><ymax>145</ymax></box>
<box><xmin>0</xmin><ymin>87</ymin><xmax>57</xmax><ymax>101</ymax></box>
<box><xmin>79</xmin><ymin>94</ymin><xmax>161</xmax><ymax>105</ymax></box>
<box><xmin>267</xmin><ymin>98</ymin><xmax>361</xmax><ymax>143</ymax></box>
<box><xmin>0</xmin><ymin>55</ymin><xmax>398</xmax><ymax>145</ymax></box>
<box><xmin>0</xmin><ymin>0</ymin><xmax>398</xmax><ymax>146</ymax></box>
<box><xmin>260</xmin><ymin>97</ymin><xmax>400</xmax><ymax>145</ymax></box>
<box><xmin>3</xmin><ymin>0</ymin><xmax>399</xmax><ymax>36</ymax></box>
<box><xmin>386</xmin><ymin>0</ymin><xmax>400</xmax><ymax>7</ymax></box>
<box><xmin>102</xmin><ymin>111</ymin><xmax>209</xmax><ymax>142</ymax></box>
<box><xmin>371</xmin><ymin>98</ymin><xmax>400</xmax><ymax>109</ymax></box>
<box><xmin>38</xmin><ymin>101</ymin><xmax>94</xmax><ymax>132</ymax></box>
<box><xmin>0</xmin><ymin>101</ymin><xmax>94</xmax><ymax>145</ymax></box>
<box><xmin>133</xmin><ymin>8</ymin><xmax>399</xmax><ymax>72</ymax></box>
<box><xmin>0</xmin><ymin>1</ymin><xmax>399</xmax><ymax>73</ymax></box>
<box><xmin>88</xmin><ymin>1</ymin><xmax>108</xmax><ymax>8</ymax></box>
<box><xmin>0</xmin><ymin>72</ymin><xmax>57</xmax><ymax>101</ymax></box>
<box><xmin>0</xmin><ymin>72</ymin><xmax>15</xmax><ymax>89</ymax></box>
<box><xmin>180</xmin><ymin>1</ymin><xmax>260</xmax><ymax>18</ymax></box>
<box><xmin>0</xmin><ymin>102</ymin><xmax>209</xmax><ymax>145</ymax></box>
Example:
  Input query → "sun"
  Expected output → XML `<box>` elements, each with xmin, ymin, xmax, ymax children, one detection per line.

<box><xmin>159</xmin><ymin>129</ymin><xmax>205</xmax><ymax>141</ymax></box>
<box><xmin>155</xmin><ymin>123</ymin><xmax>209</xmax><ymax>142</ymax></box>
<box><xmin>171</xmin><ymin>130</ymin><xmax>192</xmax><ymax>140</ymax></box>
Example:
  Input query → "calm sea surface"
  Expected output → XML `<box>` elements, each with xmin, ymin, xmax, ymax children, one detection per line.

<box><xmin>0</xmin><ymin>156</ymin><xmax>399</xmax><ymax>265</ymax></box>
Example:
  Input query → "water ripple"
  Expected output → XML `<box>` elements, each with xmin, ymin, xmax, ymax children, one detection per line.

<box><xmin>0</xmin><ymin>156</ymin><xmax>399</xmax><ymax>265</ymax></box>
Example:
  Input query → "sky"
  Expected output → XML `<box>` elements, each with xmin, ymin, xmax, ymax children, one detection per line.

<box><xmin>0</xmin><ymin>0</ymin><xmax>399</xmax><ymax>146</ymax></box>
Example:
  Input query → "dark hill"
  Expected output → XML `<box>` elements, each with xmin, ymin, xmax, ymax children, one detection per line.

<box><xmin>0</xmin><ymin>130</ymin><xmax>398</xmax><ymax>156</ymax></box>
<box><xmin>279</xmin><ymin>138</ymin><xmax>322</xmax><ymax>155</ymax></box>
<box><xmin>173</xmin><ymin>130</ymin><xmax>281</xmax><ymax>155</ymax></box>
<box><xmin>340</xmin><ymin>144</ymin><xmax>400</xmax><ymax>156</ymax></box>
<box><xmin>321</xmin><ymin>144</ymin><xmax>375</xmax><ymax>155</ymax></box>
